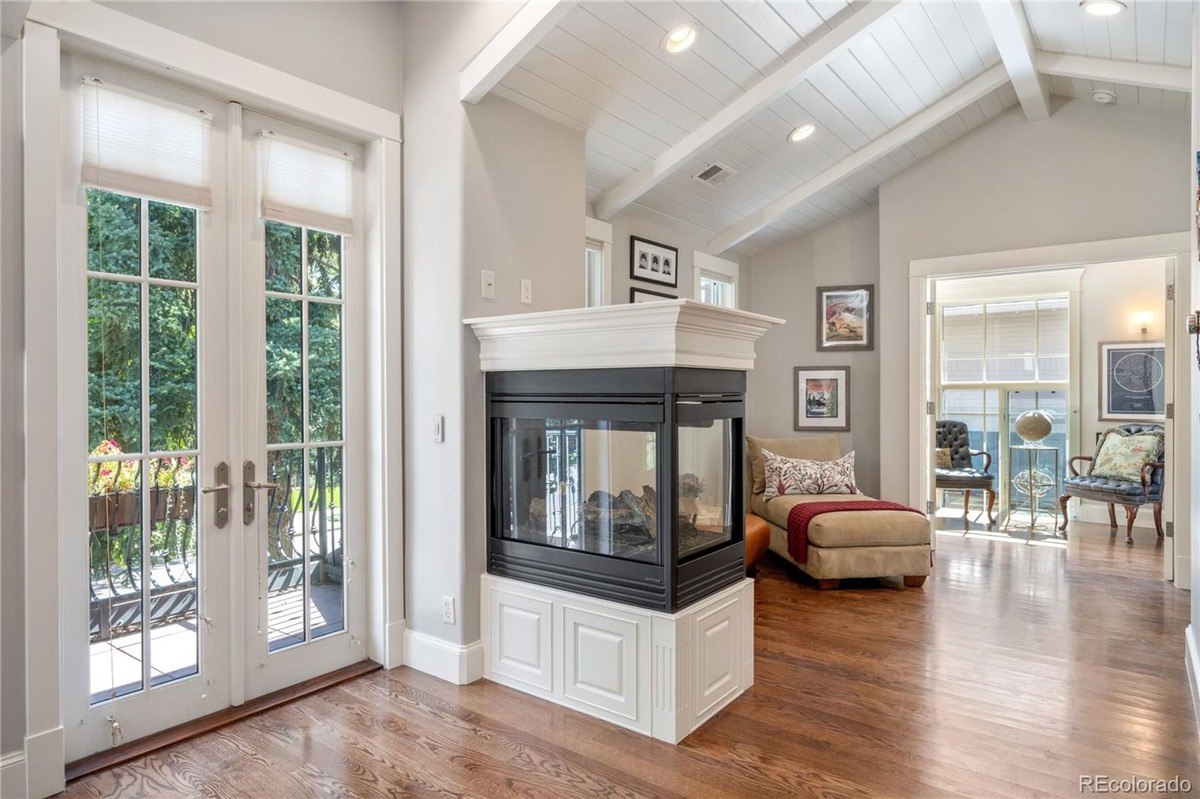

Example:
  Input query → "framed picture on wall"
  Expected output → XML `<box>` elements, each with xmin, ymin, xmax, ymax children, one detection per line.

<box><xmin>630</xmin><ymin>287</ymin><xmax>675</xmax><ymax>303</ymax></box>
<box><xmin>1099</xmin><ymin>341</ymin><xmax>1166</xmax><ymax>421</ymax></box>
<box><xmin>816</xmin><ymin>284</ymin><xmax>874</xmax><ymax>351</ymax></box>
<box><xmin>794</xmin><ymin>366</ymin><xmax>851</xmax><ymax>432</ymax></box>
<box><xmin>630</xmin><ymin>236</ymin><xmax>679</xmax><ymax>287</ymax></box>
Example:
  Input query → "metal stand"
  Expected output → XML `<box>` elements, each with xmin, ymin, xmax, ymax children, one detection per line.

<box><xmin>1006</xmin><ymin>444</ymin><xmax>1060</xmax><ymax>535</ymax></box>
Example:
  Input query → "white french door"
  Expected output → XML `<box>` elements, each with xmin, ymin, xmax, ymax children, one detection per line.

<box><xmin>238</xmin><ymin>109</ymin><xmax>366</xmax><ymax>699</ymax></box>
<box><xmin>63</xmin><ymin>59</ymin><xmax>366</xmax><ymax>760</ymax></box>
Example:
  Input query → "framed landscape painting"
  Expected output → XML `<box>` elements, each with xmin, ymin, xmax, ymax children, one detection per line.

<box><xmin>630</xmin><ymin>236</ymin><xmax>679</xmax><ymax>287</ymax></box>
<box><xmin>817</xmin><ymin>284</ymin><xmax>873</xmax><ymax>351</ymax></box>
<box><xmin>794</xmin><ymin>366</ymin><xmax>850</xmax><ymax>432</ymax></box>
<box><xmin>1099</xmin><ymin>341</ymin><xmax>1166</xmax><ymax>421</ymax></box>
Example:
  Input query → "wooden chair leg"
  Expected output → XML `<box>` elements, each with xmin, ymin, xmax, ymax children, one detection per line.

<box><xmin>1123</xmin><ymin>505</ymin><xmax>1138</xmax><ymax>544</ymax></box>
<box><xmin>986</xmin><ymin>489</ymin><xmax>997</xmax><ymax>525</ymax></box>
<box><xmin>1107</xmin><ymin>503</ymin><xmax>1118</xmax><ymax>529</ymax></box>
<box><xmin>903</xmin><ymin>576</ymin><xmax>926</xmax><ymax>588</ymax></box>
<box><xmin>1154</xmin><ymin>502</ymin><xmax>1163</xmax><ymax>537</ymax></box>
<box><xmin>962</xmin><ymin>489</ymin><xmax>971</xmax><ymax>517</ymax></box>
<box><xmin>1058</xmin><ymin>494</ymin><xmax>1069</xmax><ymax>532</ymax></box>
<box><xmin>817</xmin><ymin>579</ymin><xmax>840</xmax><ymax>590</ymax></box>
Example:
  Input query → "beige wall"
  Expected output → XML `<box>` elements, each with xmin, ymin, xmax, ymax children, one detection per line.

<box><xmin>609</xmin><ymin>213</ymin><xmax>750</xmax><ymax>309</ymax></box>
<box><xmin>746</xmin><ymin>206</ymin><xmax>881</xmax><ymax>497</ymax></box>
<box><xmin>403</xmin><ymin>0</ymin><xmax>586</xmax><ymax>644</ymax></box>
<box><xmin>878</xmin><ymin>98</ymin><xmax>1189</xmax><ymax>502</ymax></box>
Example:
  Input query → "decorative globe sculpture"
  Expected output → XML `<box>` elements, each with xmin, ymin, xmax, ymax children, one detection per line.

<box><xmin>1014</xmin><ymin>409</ymin><xmax>1053</xmax><ymax>444</ymax></box>
<box><xmin>1012</xmin><ymin>467</ymin><xmax>1055</xmax><ymax>500</ymax></box>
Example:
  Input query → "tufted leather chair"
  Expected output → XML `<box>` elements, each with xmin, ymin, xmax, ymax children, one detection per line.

<box><xmin>934</xmin><ymin>420</ymin><xmax>996</xmax><ymax>525</ymax></box>
<box><xmin>1058</xmin><ymin>423</ymin><xmax>1165</xmax><ymax>544</ymax></box>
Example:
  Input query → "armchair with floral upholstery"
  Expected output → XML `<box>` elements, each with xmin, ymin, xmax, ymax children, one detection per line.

<box><xmin>1057</xmin><ymin>423</ymin><xmax>1165</xmax><ymax>544</ymax></box>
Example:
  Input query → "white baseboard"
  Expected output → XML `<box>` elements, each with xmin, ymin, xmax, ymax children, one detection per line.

<box><xmin>403</xmin><ymin>629</ymin><xmax>484</xmax><ymax>685</ymax></box>
<box><xmin>1187</xmin><ymin>625</ymin><xmax>1200</xmax><ymax>747</ymax></box>
<box><xmin>1176</xmin><ymin>555</ymin><xmax>1192</xmax><ymax>590</ymax></box>
<box><xmin>375</xmin><ymin>619</ymin><xmax>406</xmax><ymax>670</ymax></box>
<box><xmin>1</xmin><ymin>749</ymin><xmax>26</xmax><ymax>799</ymax></box>
<box><xmin>23</xmin><ymin>725</ymin><xmax>63</xmax><ymax>799</ymax></box>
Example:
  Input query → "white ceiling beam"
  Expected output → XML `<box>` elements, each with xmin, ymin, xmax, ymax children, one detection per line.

<box><xmin>594</xmin><ymin>0</ymin><xmax>905</xmax><ymax>221</ymax></box>
<box><xmin>459</xmin><ymin>0</ymin><xmax>575</xmax><ymax>105</ymax></box>
<box><xmin>978</xmin><ymin>0</ymin><xmax>1051</xmax><ymax>121</ymax></box>
<box><xmin>1035</xmin><ymin>52</ymin><xmax>1191</xmax><ymax>94</ymax></box>
<box><xmin>709</xmin><ymin>64</ymin><xmax>1010</xmax><ymax>254</ymax></box>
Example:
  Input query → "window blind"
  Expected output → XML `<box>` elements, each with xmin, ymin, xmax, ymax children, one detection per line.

<box><xmin>80</xmin><ymin>77</ymin><xmax>213</xmax><ymax>210</ymax></box>
<box><xmin>257</xmin><ymin>131</ymin><xmax>354</xmax><ymax>236</ymax></box>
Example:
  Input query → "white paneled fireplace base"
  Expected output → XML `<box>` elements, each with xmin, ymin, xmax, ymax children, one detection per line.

<box><xmin>481</xmin><ymin>574</ymin><xmax>754</xmax><ymax>744</ymax></box>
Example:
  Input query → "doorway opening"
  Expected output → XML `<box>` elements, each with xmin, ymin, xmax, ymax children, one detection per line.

<box><xmin>924</xmin><ymin>258</ymin><xmax>1175</xmax><ymax>578</ymax></box>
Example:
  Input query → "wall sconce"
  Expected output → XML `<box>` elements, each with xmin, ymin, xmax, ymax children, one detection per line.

<box><xmin>1129</xmin><ymin>310</ymin><xmax>1155</xmax><ymax>338</ymax></box>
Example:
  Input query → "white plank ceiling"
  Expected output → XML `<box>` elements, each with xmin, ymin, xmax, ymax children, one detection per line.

<box><xmin>491</xmin><ymin>0</ymin><xmax>1192</xmax><ymax>258</ymax></box>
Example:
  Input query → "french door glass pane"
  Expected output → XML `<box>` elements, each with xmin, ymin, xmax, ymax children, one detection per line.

<box><xmin>266</xmin><ymin>297</ymin><xmax>303</xmax><ymax>445</ymax></box>
<box><xmin>307</xmin><ymin>446</ymin><xmax>344</xmax><ymax>641</ymax></box>
<box><xmin>265</xmin><ymin>220</ymin><xmax>302</xmax><ymax>294</ymax></box>
<box><xmin>148</xmin><ymin>201</ymin><xmax>197</xmax><ymax>282</ymax></box>
<box><xmin>87</xmin><ymin>189</ymin><xmax>140</xmax><ymax>276</ymax></box>
<box><xmin>88</xmin><ymin>278</ymin><xmax>142</xmax><ymax>454</ymax></box>
<box><xmin>88</xmin><ymin>459</ymin><xmax>143</xmax><ymax>703</ymax></box>
<box><xmin>266</xmin><ymin>448</ymin><xmax>305</xmax><ymax>652</ymax></box>
<box><xmin>147</xmin><ymin>456</ymin><xmax>199</xmax><ymax>686</ymax></box>
<box><xmin>1007</xmin><ymin>390</ymin><xmax>1068</xmax><ymax>515</ymax></box>
<box><xmin>308</xmin><ymin>302</ymin><xmax>342</xmax><ymax>441</ymax></box>
<box><xmin>86</xmin><ymin>190</ymin><xmax>203</xmax><ymax>704</ymax></box>
<box><xmin>149</xmin><ymin>285</ymin><xmax>198</xmax><ymax>451</ymax></box>
<box><xmin>264</xmin><ymin>222</ymin><xmax>347</xmax><ymax>652</ymax></box>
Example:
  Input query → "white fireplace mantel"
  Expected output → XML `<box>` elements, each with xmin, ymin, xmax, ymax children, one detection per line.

<box><xmin>464</xmin><ymin>299</ymin><xmax>784</xmax><ymax>372</ymax></box>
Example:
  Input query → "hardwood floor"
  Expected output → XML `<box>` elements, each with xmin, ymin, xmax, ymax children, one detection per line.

<box><xmin>63</xmin><ymin>525</ymin><xmax>1197</xmax><ymax>798</ymax></box>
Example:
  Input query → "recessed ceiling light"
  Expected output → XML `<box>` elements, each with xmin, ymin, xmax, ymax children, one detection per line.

<box><xmin>662</xmin><ymin>24</ymin><xmax>697</xmax><ymax>54</ymax></box>
<box><xmin>789</xmin><ymin>123</ymin><xmax>816</xmax><ymax>143</ymax></box>
<box><xmin>1080</xmin><ymin>0</ymin><xmax>1126</xmax><ymax>17</ymax></box>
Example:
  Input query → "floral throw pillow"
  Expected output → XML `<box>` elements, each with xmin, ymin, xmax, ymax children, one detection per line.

<box><xmin>1091</xmin><ymin>429</ymin><xmax>1164</xmax><ymax>482</ymax></box>
<box><xmin>762</xmin><ymin>449</ymin><xmax>857</xmax><ymax>499</ymax></box>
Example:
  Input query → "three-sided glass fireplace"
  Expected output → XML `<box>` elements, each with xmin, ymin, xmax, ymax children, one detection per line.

<box><xmin>487</xmin><ymin>367</ymin><xmax>745</xmax><ymax>612</ymax></box>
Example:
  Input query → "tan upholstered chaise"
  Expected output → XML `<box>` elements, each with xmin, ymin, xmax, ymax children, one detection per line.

<box><xmin>746</xmin><ymin>435</ymin><xmax>932</xmax><ymax>589</ymax></box>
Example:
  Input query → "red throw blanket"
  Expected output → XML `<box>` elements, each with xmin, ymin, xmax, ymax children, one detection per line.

<box><xmin>786</xmin><ymin>500</ymin><xmax>926</xmax><ymax>564</ymax></box>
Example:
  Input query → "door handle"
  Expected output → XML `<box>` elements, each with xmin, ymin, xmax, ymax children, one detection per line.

<box><xmin>201</xmin><ymin>461</ymin><xmax>230</xmax><ymax>529</ymax></box>
<box><xmin>241</xmin><ymin>460</ymin><xmax>280</xmax><ymax>525</ymax></box>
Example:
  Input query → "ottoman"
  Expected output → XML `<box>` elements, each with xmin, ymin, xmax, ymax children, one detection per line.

<box><xmin>744</xmin><ymin>514</ymin><xmax>769</xmax><ymax>574</ymax></box>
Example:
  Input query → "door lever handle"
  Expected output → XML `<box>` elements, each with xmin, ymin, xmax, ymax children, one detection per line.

<box><xmin>244</xmin><ymin>481</ymin><xmax>279</xmax><ymax>491</ymax></box>
<box><xmin>202</xmin><ymin>462</ymin><xmax>230</xmax><ymax>529</ymax></box>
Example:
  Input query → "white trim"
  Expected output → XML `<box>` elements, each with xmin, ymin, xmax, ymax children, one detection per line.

<box><xmin>22</xmin><ymin>20</ymin><xmax>64</xmax><ymax>799</ymax></box>
<box><xmin>1187</xmin><ymin>625</ymin><xmax>1200</xmax><ymax>743</ymax></box>
<box><xmin>584</xmin><ymin>216</ymin><xmax>612</xmax><ymax>245</ymax></box>
<box><xmin>1</xmin><ymin>750</ymin><xmax>27</xmax><ymax>799</ymax></box>
<box><xmin>979</xmin><ymin>0</ymin><xmax>1050</xmax><ymax>122</ymax></box>
<box><xmin>459</xmin><ymin>0</ymin><xmax>575</xmax><ymax>105</ymax></box>
<box><xmin>1035</xmin><ymin>52</ymin><xmax>1191</xmax><ymax>94</ymax></box>
<box><xmin>403</xmin><ymin>630</ymin><xmax>485</xmax><ymax>685</ymax></box>
<box><xmin>910</xmin><ymin>232</ymin><xmax>1191</xmax><ymax>276</ymax></box>
<box><xmin>692</xmin><ymin>251</ymin><xmax>740</xmax><ymax>309</ymax></box>
<box><xmin>595</xmin><ymin>0</ymin><xmax>903</xmax><ymax>220</ymax></box>
<box><xmin>585</xmin><ymin>216</ymin><xmax>612</xmax><ymax>307</ymax></box>
<box><xmin>25</xmin><ymin>0</ymin><xmax>400</xmax><ymax>142</ymax></box>
<box><xmin>710</xmin><ymin>64</ymin><xmax>1010</xmax><ymax>254</ymax></box>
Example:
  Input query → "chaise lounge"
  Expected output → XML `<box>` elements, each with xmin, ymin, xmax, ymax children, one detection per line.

<box><xmin>746</xmin><ymin>435</ymin><xmax>932</xmax><ymax>589</ymax></box>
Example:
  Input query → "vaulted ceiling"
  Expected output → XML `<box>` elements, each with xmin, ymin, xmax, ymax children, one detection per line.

<box><xmin>462</xmin><ymin>1</ymin><xmax>1192</xmax><ymax>259</ymax></box>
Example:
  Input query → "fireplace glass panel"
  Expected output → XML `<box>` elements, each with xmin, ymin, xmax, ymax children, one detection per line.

<box><xmin>677</xmin><ymin>418</ymin><xmax>734</xmax><ymax>559</ymax></box>
<box><xmin>498</xmin><ymin>417</ymin><xmax>661</xmax><ymax>564</ymax></box>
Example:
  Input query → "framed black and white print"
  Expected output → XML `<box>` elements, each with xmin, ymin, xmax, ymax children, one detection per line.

<box><xmin>630</xmin><ymin>287</ymin><xmax>675</xmax><ymax>304</ymax></box>
<box><xmin>1099</xmin><ymin>341</ymin><xmax>1166</xmax><ymax>421</ymax></box>
<box><xmin>794</xmin><ymin>366</ymin><xmax>850</xmax><ymax>432</ymax></box>
<box><xmin>630</xmin><ymin>236</ymin><xmax>679</xmax><ymax>288</ymax></box>
<box><xmin>816</xmin><ymin>284</ymin><xmax>873</xmax><ymax>351</ymax></box>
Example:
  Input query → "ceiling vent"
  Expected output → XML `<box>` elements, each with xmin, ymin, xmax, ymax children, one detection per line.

<box><xmin>692</xmin><ymin>162</ymin><xmax>735</xmax><ymax>187</ymax></box>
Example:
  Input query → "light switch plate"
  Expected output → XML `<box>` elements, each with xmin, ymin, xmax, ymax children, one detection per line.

<box><xmin>520</xmin><ymin>278</ymin><xmax>532</xmax><ymax>304</ymax></box>
<box><xmin>481</xmin><ymin>270</ymin><xmax>496</xmax><ymax>300</ymax></box>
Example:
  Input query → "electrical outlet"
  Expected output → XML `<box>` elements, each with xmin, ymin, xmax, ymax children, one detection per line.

<box><xmin>481</xmin><ymin>270</ymin><xmax>496</xmax><ymax>300</ymax></box>
<box><xmin>441</xmin><ymin>595</ymin><xmax>456</xmax><ymax>625</ymax></box>
<box><xmin>432</xmin><ymin>415</ymin><xmax>444</xmax><ymax>444</ymax></box>
<box><xmin>520</xmin><ymin>278</ymin><xmax>532</xmax><ymax>304</ymax></box>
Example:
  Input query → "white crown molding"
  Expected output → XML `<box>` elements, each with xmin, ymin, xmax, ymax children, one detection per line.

<box><xmin>465</xmin><ymin>299</ymin><xmax>784</xmax><ymax>372</ymax></box>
